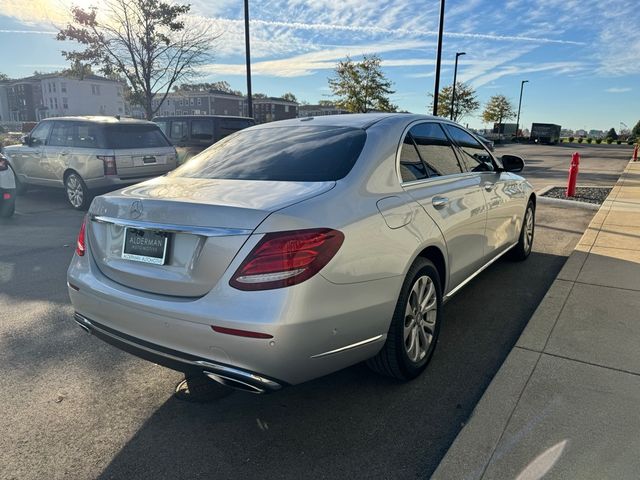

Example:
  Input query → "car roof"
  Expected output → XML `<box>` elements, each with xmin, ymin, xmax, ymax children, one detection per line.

<box><xmin>40</xmin><ymin>116</ymin><xmax>155</xmax><ymax>125</ymax></box>
<box><xmin>251</xmin><ymin>113</ymin><xmax>448</xmax><ymax>130</ymax></box>
<box><xmin>152</xmin><ymin>115</ymin><xmax>254</xmax><ymax>121</ymax></box>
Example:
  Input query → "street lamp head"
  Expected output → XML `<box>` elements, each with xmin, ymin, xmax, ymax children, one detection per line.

<box><xmin>522</xmin><ymin>80</ymin><xmax>529</xmax><ymax>84</ymax></box>
<box><xmin>457</xmin><ymin>51</ymin><xmax>466</xmax><ymax>57</ymax></box>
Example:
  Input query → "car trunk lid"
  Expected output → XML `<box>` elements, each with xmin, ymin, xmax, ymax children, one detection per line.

<box><xmin>87</xmin><ymin>177</ymin><xmax>335</xmax><ymax>297</ymax></box>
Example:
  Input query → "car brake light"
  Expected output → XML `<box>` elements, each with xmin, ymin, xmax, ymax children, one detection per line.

<box><xmin>230</xmin><ymin>228</ymin><xmax>344</xmax><ymax>291</ymax></box>
<box><xmin>3</xmin><ymin>193</ymin><xmax>11</xmax><ymax>200</ymax></box>
<box><xmin>98</xmin><ymin>155</ymin><xmax>117</xmax><ymax>176</ymax></box>
<box><xmin>76</xmin><ymin>216</ymin><xmax>87</xmax><ymax>256</ymax></box>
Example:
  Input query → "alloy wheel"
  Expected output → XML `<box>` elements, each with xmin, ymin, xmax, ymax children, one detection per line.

<box><xmin>66</xmin><ymin>175</ymin><xmax>84</xmax><ymax>209</ymax></box>
<box><xmin>403</xmin><ymin>275</ymin><xmax>438</xmax><ymax>363</ymax></box>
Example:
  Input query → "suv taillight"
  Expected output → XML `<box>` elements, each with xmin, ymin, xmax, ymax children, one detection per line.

<box><xmin>98</xmin><ymin>155</ymin><xmax>117</xmax><ymax>176</ymax></box>
<box><xmin>76</xmin><ymin>216</ymin><xmax>87</xmax><ymax>256</ymax></box>
<box><xmin>230</xmin><ymin>228</ymin><xmax>344</xmax><ymax>291</ymax></box>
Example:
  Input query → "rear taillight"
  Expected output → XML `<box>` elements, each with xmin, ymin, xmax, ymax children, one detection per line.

<box><xmin>230</xmin><ymin>228</ymin><xmax>344</xmax><ymax>291</ymax></box>
<box><xmin>97</xmin><ymin>155</ymin><xmax>117</xmax><ymax>176</ymax></box>
<box><xmin>76</xmin><ymin>216</ymin><xmax>87</xmax><ymax>256</ymax></box>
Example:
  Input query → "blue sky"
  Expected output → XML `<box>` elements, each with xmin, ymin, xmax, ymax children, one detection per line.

<box><xmin>0</xmin><ymin>0</ymin><xmax>638</xmax><ymax>131</ymax></box>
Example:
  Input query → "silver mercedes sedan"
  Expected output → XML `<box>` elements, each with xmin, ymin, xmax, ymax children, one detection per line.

<box><xmin>67</xmin><ymin>113</ymin><xmax>535</xmax><ymax>393</ymax></box>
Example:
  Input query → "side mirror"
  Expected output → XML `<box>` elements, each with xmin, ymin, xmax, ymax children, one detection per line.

<box><xmin>21</xmin><ymin>135</ymin><xmax>31</xmax><ymax>146</ymax></box>
<box><xmin>501</xmin><ymin>154</ymin><xmax>525</xmax><ymax>173</ymax></box>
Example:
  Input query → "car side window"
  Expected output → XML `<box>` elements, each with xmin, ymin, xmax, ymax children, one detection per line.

<box><xmin>49</xmin><ymin>123</ymin><xmax>99</xmax><ymax>148</ymax></box>
<box><xmin>29</xmin><ymin>122</ymin><xmax>53</xmax><ymax>146</ymax></box>
<box><xmin>409</xmin><ymin>123</ymin><xmax>462</xmax><ymax>176</ymax></box>
<box><xmin>443</xmin><ymin>125</ymin><xmax>495</xmax><ymax>173</ymax></box>
<box><xmin>191</xmin><ymin>119</ymin><xmax>213</xmax><ymax>141</ymax></box>
<box><xmin>170</xmin><ymin>121</ymin><xmax>188</xmax><ymax>141</ymax></box>
<box><xmin>399</xmin><ymin>134</ymin><xmax>428</xmax><ymax>182</ymax></box>
<box><xmin>49</xmin><ymin>122</ymin><xmax>74</xmax><ymax>147</ymax></box>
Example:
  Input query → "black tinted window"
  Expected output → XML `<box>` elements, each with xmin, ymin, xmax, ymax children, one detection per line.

<box><xmin>104</xmin><ymin>125</ymin><xmax>171</xmax><ymax>149</ymax></box>
<box><xmin>219</xmin><ymin>119</ymin><xmax>253</xmax><ymax>139</ymax></box>
<box><xmin>155</xmin><ymin>120</ymin><xmax>169</xmax><ymax>136</ymax></box>
<box><xmin>170</xmin><ymin>121</ymin><xmax>188</xmax><ymax>141</ymax></box>
<box><xmin>170</xmin><ymin>126</ymin><xmax>366</xmax><ymax>182</ymax></box>
<box><xmin>410</xmin><ymin>123</ymin><xmax>462</xmax><ymax>176</ymax></box>
<box><xmin>191</xmin><ymin>119</ymin><xmax>213</xmax><ymax>141</ymax></box>
<box><xmin>399</xmin><ymin>135</ymin><xmax>427</xmax><ymax>182</ymax></box>
<box><xmin>444</xmin><ymin>125</ymin><xmax>494</xmax><ymax>172</ymax></box>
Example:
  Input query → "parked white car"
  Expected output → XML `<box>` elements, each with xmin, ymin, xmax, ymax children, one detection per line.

<box><xmin>0</xmin><ymin>153</ymin><xmax>16</xmax><ymax>217</ymax></box>
<box><xmin>3</xmin><ymin>116</ymin><xmax>177</xmax><ymax>210</ymax></box>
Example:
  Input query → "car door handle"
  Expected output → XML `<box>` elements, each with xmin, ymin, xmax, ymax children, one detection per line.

<box><xmin>60</xmin><ymin>151</ymin><xmax>69</xmax><ymax>156</ymax></box>
<box><xmin>483</xmin><ymin>182</ymin><xmax>495</xmax><ymax>191</ymax></box>
<box><xmin>432</xmin><ymin>196</ymin><xmax>449</xmax><ymax>208</ymax></box>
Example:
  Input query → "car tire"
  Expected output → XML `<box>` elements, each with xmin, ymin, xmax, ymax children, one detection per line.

<box><xmin>64</xmin><ymin>172</ymin><xmax>91</xmax><ymax>211</ymax></box>
<box><xmin>367</xmin><ymin>257</ymin><xmax>442</xmax><ymax>380</ymax></box>
<box><xmin>0</xmin><ymin>195</ymin><xmax>15</xmax><ymax>218</ymax></box>
<box><xmin>510</xmin><ymin>200</ymin><xmax>535</xmax><ymax>261</ymax></box>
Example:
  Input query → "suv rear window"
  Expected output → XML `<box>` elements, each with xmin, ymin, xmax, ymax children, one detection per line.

<box><xmin>104</xmin><ymin>124</ymin><xmax>171</xmax><ymax>149</ymax></box>
<box><xmin>170</xmin><ymin>126</ymin><xmax>367</xmax><ymax>182</ymax></box>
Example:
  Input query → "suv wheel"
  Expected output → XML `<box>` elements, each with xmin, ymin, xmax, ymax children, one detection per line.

<box><xmin>367</xmin><ymin>258</ymin><xmax>442</xmax><ymax>380</ymax></box>
<box><xmin>64</xmin><ymin>173</ymin><xmax>90</xmax><ymax>210</ymax></box>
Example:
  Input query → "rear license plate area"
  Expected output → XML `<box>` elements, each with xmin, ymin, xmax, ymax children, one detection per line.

<box><xmin>122</xmin><ymin>227</ymin><xmax>169</xmax><ymax>265</ymax></box>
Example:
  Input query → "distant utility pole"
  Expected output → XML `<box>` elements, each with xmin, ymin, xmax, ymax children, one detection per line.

<box><xmin>244</xmin><ymin>0</ymin><xmax>253</xmax><ymax>118</ymax></box>
<box><xmin>515</xmin><ymin>79</ymin><xmax>529</xmax><ymax>141</ymax></box>
<box><xmin>450</xmin><ymin>51</ymin><xmax>465</xmax><ymax>120</ymax></box>
<box><xmin>432</xmin><ymin>0</ymin><xmax>446</xmax><ymax>116</ymax></box>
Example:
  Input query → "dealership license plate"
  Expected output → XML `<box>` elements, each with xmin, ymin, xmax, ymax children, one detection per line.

<box><xmin>122</xmin><ymin>228</ymin><xmax>168</xmax><ymax>265</ymax></box>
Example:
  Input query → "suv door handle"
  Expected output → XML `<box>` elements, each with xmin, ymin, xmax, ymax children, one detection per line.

<box><xmin>483</xmin><ymin>182</ymin><xmax>495</xmax><ymax>191</ymax></box>
<box><xmin>60</xmin><ymin>151</ymin><xmax>69</xmax><ymax>156</ymax></box>
<box><xmin>432</xmin><ymin>196</ymin><xmax>449</xmax><ymax>208</ymax></box>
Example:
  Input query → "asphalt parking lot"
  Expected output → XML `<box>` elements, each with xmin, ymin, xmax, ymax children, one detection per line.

<box><xmin>0</xmin><ymin>144</ymin><xmax>631</xmax><ymax>479</ymax></box>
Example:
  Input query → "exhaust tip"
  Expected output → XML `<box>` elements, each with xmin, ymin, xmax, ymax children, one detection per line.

<box><xmin>203</xmin><ymin>371</ymin><xmax>267</xmax><ymax>394</ymax></box>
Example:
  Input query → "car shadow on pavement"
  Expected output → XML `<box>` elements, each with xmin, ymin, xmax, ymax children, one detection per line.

<box><xmin>93</xmin><ymin>251</ymin><xmax>569</xmax><ymax>480</ymax></box>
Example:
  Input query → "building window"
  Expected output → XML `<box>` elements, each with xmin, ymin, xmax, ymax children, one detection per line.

<box><xmin>49</xmin><ymin>98</ymin><xmax>53</xmax><ymax>108</ymax></box>
<box><xmin>62</xmin><ymin>98</ymin><xmax>68</xmax><ymax>109</ymax></box>
<box><xmin>190</xmin><ymin>98</ymin><xmax>194</xmax><ymax>106</ymax></box>
<box><xmin>54</xmin><ymin>98</ymin><xmax>58</xmax><ymax>109</ymax></box>
<box><xmin>91</xmin><ymin>84</ymin><xmax>101</xmax><ymax>95</ymax></box>
<box><xmin>285</xmin><ymin>105</ymin><xmax>289</xmax><ymax>112</ymax></box>
<box><xmin>197</xmin><ymin>98</ymin><xmax>202</xmax><ymax>106</ymax></box>
<box><xmin>48</xmin><ymin>83</ymin><xmax>52</xmax><ymax>93</ymax></box>
<box><xmin>61</xmin><ymin>82</ymin><xmax>67</xmax><ymax>93</ymax></box>
<box><xmin>52</xmin><ymin>83</ymin><xmax>56</xmax><ymax>93</ymax></box>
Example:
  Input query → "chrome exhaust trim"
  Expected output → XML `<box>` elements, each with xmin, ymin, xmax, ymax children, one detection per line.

<box><xmin>202</xmin><ymin>371</ymin><xmax>266</xmax><ymax>394</ymax></box>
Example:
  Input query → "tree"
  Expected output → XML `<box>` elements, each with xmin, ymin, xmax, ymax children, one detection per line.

<box><xmin>318</xmin><ymin>100</ymin><xmax>335</xmax><ymax>107</ymax></box>
<box><xmin>606</xmin><ymin>128</ymin><xmax>618</xmax><ymax>140</ymax></box>
<box><xmin>57</xmin><ymin>0</ymin><xmax>218</xmax><ymax>119</ymax></box>
<box><xmin>281</xmin><ymin>92</ymin><xmax>297</xmax><ymax>102</ymax></box>
<box><xmin>0</xmin><ymin>73</ymin><xmax>9</xmax><ymax>81</ymax></box>
<box><xmin>173</xmin><ymin>81</ymin><xmax>242</xmax><ymax>95</ymax></box>
<box><xmin>482</xmin><ymin>95</ymin><xmax>516</xmax><ymax>126</ymax></box>
<box><xmin>328</xmin><ymin>55</ymin><xmax>397</xmax><ymax>113</ymax></box>
<box><xmin>429</xmin><ymin>82</ymin><xmax>479</xmax><ymax>122</ymax></box>
<box><xmin>632</xmin><ymin>120</ymin><xmax>640</xmax><ymax>140</ymax></box>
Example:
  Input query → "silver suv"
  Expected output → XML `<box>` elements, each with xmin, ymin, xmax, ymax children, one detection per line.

<box><xmin>3</xmin><ymin>116</ymin><xmax>177</xmax><ymax>209</ymax></box>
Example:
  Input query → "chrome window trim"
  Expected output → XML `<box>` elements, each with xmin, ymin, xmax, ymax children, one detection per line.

<box><xmin>90</xmin><ymin>215</ymin><xmax>252</xmax><ymax>237</ymax></box>
<box><xmin>395</xmin><ymin>119</ymin><xmax>465</xmax><ymax>187</ymax></box>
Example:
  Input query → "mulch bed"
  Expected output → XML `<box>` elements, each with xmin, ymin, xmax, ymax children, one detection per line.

<box><xmin>541</xmin><ymin>186</ymin><xmax>613</xmax><ymax>205</ymax></box>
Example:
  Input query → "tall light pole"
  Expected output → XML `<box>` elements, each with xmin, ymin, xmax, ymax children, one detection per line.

<box><xmin>432</xmin><ymin>0</ymin><xmax>446</xmax><ymax>116</ymax></box>
<box><xmin>244</xmin><ymin>0</ymin><xmax>253</xmax><ymax>118</ymax></box>
<box><xmin>515</xmin><ymin>80</ymin><xmax>528</xmax><ymax>141</ymax></box>
<box><xmin>450</xmin><ymin>51</ymin><xmax>465</xmax><ymax>120</ymax></box>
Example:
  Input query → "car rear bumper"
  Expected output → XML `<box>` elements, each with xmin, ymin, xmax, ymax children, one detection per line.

<box><xmin>85</xmin><ymin>173</ymin><xmax>172</xmax><ymax>190</ymax></box>
<box><xmin>73</xmin><ymin>312</ymin><xmax>285</xmax><ymax>393</ymax></box>
<box><xmin>67</xmin><ymin>249</ymin><xmax>399</xmax><ymax>386</ymax></box>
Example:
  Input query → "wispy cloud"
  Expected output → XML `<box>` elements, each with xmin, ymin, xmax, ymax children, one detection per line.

<box><xmin>605</xmin><ymin>87</ymin><xmax>631</xmax><ymax>93</ymax></box>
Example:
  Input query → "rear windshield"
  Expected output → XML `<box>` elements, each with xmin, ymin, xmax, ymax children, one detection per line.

<box><xmin>169</xmin><ymin>126</ymin><xmax>367</xmax><ymax>182</ymax></box>
<box><xmin>104</xmin><ymin>124</ymin><xmax>171</xmax><ymax>149</ymax></box>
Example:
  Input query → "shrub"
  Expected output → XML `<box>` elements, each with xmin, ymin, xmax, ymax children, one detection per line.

<box><xmin>578</xmin><ymin>137</ymin><xmax>584</xmax><ymax>143</ymax></box>
<box><xmin>628</xmin><ymin>139</ymin><xmax>636</xmax><ymax>145</ymax></box>
<box><xmin>587</xmin><ymin>138</ymin><xmax>593</xmax><ymax>144</ymax></box>
<box><xmin>617</xmin><ymin>140</ymin><xmax>622</xmax><ymax>145</ymax></box>
<box><xmin>605</xmin><ymin>138</ymin><xmax>612</xmax><ymax>144</ymax></box>
<box><xmin>568</xmin><ymin>136</ymin><xmax>575</xmax><ymax>142</ymax></box>
<box><xmin>597</xmin><ymin>138</ymin><xmax>604</xmax><ymax>144</ymax></box>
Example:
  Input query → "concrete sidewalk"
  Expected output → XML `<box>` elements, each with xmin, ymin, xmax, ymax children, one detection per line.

<box><xmin>434</xmin><ymin>160</ymin><xmax>640</xmax><ymax>479</ymax></box>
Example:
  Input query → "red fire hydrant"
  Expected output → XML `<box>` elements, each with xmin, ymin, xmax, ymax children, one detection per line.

<box><xmin>566</xmin><ymin>152</ymin><xmax>580</xmax><ymax>197</ymax></box>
